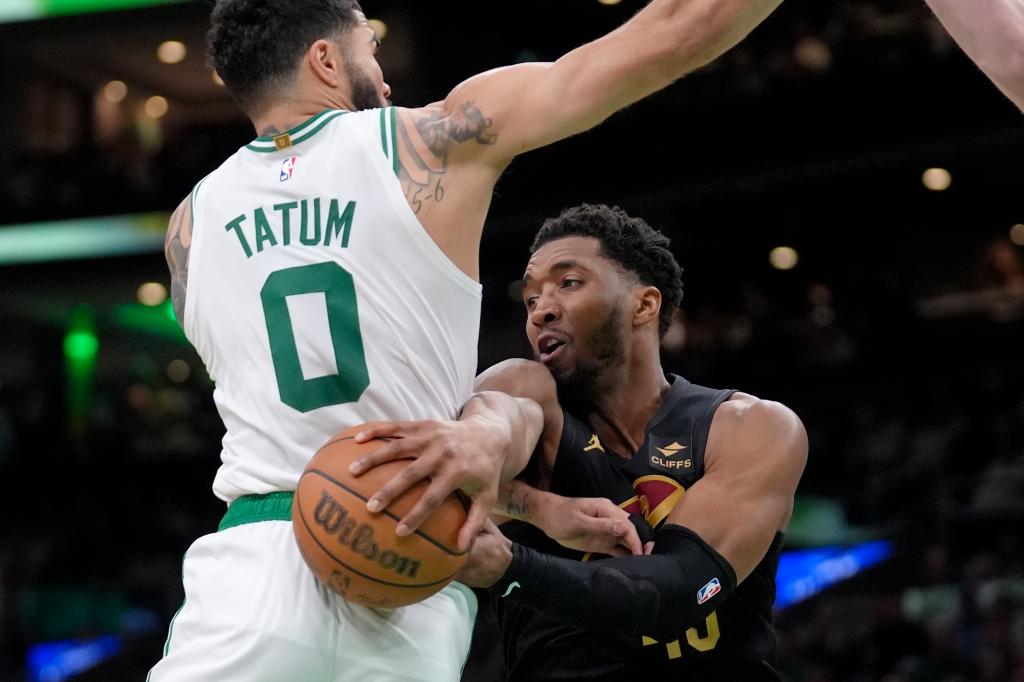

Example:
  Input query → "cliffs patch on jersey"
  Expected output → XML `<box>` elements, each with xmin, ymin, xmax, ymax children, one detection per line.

<box><xmin>649</xmin><ymin>437</ymin><xmax>692</xmax><ymax>470</ymax></box>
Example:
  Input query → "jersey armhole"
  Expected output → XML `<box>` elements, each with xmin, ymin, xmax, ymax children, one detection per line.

<box><xmin>181</xmin><ymin>175</ymin><xmax>210</xmax><ymax>340</ymax></box>
<box><xmin>548</xmin><ymin>411</ymin><xmax>593</xmax><ymax>494</ymax></box>
<box><xmin>378</xmin><ymin>106</ymin><xmax>399</xmax><ymax>177</ymax></box>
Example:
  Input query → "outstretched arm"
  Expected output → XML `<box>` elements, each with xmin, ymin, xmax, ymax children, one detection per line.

<box><xmin>459</xmin><ymin>396</ymin><xmax>808</xmax><ymax>638</ymax></box>
<box><xmin>924</xmin><ymin>0</ymin><xmax>1024</xmax><ymax>112</ymax></box>
<box><xmin>443</xmin><ymin>0</ymin><xmax>786</xmax><ymax>166</ymax></box>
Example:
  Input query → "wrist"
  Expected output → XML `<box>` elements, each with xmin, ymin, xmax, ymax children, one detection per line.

<box><xmin>525</xmin><ymin>489</ymin><xmax>559</xmax><ymax>531</ymax></box>
<box><xmin>488</xmin><ymin>542</ymin><xmax>533</xmax><ymax>598</ymax></box>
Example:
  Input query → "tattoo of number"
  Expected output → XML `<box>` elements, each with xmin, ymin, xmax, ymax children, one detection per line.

<box><xmin>395</xmin><ymin>102</ymin><xmax>495</xmax><ymax>215</ymax></box>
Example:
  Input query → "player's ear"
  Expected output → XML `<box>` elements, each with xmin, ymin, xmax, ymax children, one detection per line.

<box><xmin>633</xmin><ymin>286</ymin><xmax>661</xmax><ymax>329</ymax></box>
<box><xmin>307</xmin><ymin>38</ymin><xmax>342</xmax><ymax>88</ymax></box>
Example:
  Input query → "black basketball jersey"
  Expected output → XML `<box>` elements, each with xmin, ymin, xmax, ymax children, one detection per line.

<box><xmin>495</xmin><ymin>375</ymin><xmax>784</xmax><ymax>681</ymax></box>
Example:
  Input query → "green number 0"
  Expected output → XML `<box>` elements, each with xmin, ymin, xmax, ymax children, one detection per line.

<box><xmin>260</xmin><ymin>262</ymin><xmax>369</xmax><ymax>412</ymax></box>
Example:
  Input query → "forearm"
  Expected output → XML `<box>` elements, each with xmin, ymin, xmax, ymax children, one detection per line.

<box><xmin>489</xmin><ymin>525</ymin><xmax>736</xmax><ymax>640</ymax></box>
<box><xmin>638</xmin><ymin>0</ymin><xmax>785</xmax><ymax>73</ymax></box>
<box><xmin>493</xmin><ymin>479</ymin><xmax>550</xmax><ymax>523</ymax></box>
<box><xmin>925</xmin><ymin>0</ymin><xmax>1024</xmax><ymax>110</ymax></box>
<box><xmin>459</xmin><ymin>391</ymin><xmax>544</xmax><ymax>483</ymax></box>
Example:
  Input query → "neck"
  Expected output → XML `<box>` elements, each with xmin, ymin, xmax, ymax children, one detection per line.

<box><xmin>585</xmin><ymin>342</ymin><xmax>670</xmax><ymax>457</ymax></box>
<box><xmin>251</xmin><ymin>91</ymin><xmax>352</xmax><ymax>137</ymax></box>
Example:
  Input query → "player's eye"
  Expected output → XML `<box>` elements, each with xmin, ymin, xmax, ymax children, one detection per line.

<box><xmin>524</xmin><ymin>296</ymin><xmax>538</xmax><ymax>309</ymax></box>
<box><xmin>561</xmin><ymin>278</ymin><xmax>581</xmax><ymax>289</ymax></box>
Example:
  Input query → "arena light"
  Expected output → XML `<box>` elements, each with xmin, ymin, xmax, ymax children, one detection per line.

<box><xmin>0</xmin><ymin>213</ymin><xmax>167</xmax><ymax>265</ymax></box>
<box><xmin>775</xmin><ymin>541</ymin><xmax>894</xmax><ymax>609</ymax></box>
<box><xmin>102</xmin><ymin>80</ymin><xmax>127</xmax><ymax>103</ymax></box>
<box><xmin>922</xmin><ymin>167</ymin><xmax>952</xmax><ymax>191</ymax></box>
<box><xmin>598</xmin><ymin>0</ymin><xmax>623</xmax><ymax>4</ymax></box>
<box><xmin>1011</xmin><ymin>224</ymin><xmax>1024</xmax><ymax>246</ymax></box>
<box><xmin>145</xmin><ymin>95</ymin><xmax>169</xmax><ymax>118</ymax></box>
<box><xmin>0</xmin><ymin>0</ymin><xmax>188</xmax><ymax>24</ymax></box>
<box><xmin>770</xmin><ymin>246</ymin><xmax>799</xmax><ymax>270</ymax></box>
<box><xmin>137</xmin><ymin>282</ymin><xmax>168</xmax><ymax>307</ymax></box>
<box><xmin>368</xmin><ymin>18</ymin><xmax>388</xmax><ymax>41</ymax></box>
<box><xmin>112</xmin><ymin>301</ymin><xmax>186</xmax><ymax>344</ymax></box>
<box><xmin>28</xmin><ymin>635</ymin><xmax>121</xmax><ymax>682</ymax></box>
<box><xmin>157</xmin><ymin>40</ymin><xmax>187</xmax><ymax>64</ymax></box>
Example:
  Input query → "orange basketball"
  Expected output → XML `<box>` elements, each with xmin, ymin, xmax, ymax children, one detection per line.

<box><xmin>292</xmin><ymin>426</ymin><xmax>469</xmax><ymax>608</ymax></box>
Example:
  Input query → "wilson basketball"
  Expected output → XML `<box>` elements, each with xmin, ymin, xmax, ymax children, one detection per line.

<box><xmin>292</xmin><ymin>426</ymin><xmax>469</xmax><ymax>608</ymax></box>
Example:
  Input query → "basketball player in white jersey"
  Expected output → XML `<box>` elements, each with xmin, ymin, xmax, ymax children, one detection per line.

<box><xmin>149</xmin><ymin>0</ymin><xmax>787</xmax><ymax>680</ymax></box>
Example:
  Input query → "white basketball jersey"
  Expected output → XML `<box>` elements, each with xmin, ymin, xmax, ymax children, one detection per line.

<box><xmin>183</xmin><ymin>108</ymin><xmax>482</xmax><ymax>502</ymax></box>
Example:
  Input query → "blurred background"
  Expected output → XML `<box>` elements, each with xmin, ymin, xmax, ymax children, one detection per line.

<box><xmin>0</xmin><ymin>0</ymin><xmax>1022</xmax><ymax>680</ymax></box>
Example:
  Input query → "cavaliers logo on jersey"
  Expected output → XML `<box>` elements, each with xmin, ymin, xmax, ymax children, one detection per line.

<box><xmin>621</xmin><ymin>475</ymin><xmax>685</xmax><ymax>528</ymax></box>
<box><xmin>649</xmin><ymin>437</ymin><xmax>692</xmax><ymax>471</ymax></box>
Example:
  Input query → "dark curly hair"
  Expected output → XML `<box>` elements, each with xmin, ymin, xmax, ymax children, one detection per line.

<box><xmin>531</xmin><ymin>204</ymin><xmax>684</xmax><ymax>337</ymax></box>
<box><xmin>208</xmin><ymin>0</ymin><xmax>363</xmax><ymax>112</ymax></box>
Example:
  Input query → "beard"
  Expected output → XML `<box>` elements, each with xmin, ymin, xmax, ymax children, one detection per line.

<box><xmin>549</xmin><ymin>304</ymin><xmax>625</xmax><ymax>414</ymax></box>
<box><xmin>344</xmin><ymin>59</ymin><xmax>387</xmax><ymax>111</ymax></box>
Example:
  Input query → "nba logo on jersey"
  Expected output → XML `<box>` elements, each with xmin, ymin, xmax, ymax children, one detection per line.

<box><xmin>697</xmin><ymin>577</ymin><xmax>721</xmax><ymax>605</ymax></box>
<box><xmin>279</xmin><ymin>156</ymin><xmax>297</xmax><ymax>182</ymax></box>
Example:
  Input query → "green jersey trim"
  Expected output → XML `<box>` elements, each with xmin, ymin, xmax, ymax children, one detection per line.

<box><xmin>245</xmin><ymin>110</ymin><xmax>349</xmax><ymax>152</ymax></box>
<box><xmin>378</xmin><ymin>106</ymin><xmax>400</xmax><ymax>177</ymax></box>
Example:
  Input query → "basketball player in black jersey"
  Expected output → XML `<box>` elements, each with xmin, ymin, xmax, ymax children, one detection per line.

<box><xmin>352</xmin><ymin>204</ymin><xmax>807</xmax><ymax>679</ymax></box>
<box><xmin>449</xmin><ymin>204</ymin><xmax>808</xmax><ymax>681</ymax></box>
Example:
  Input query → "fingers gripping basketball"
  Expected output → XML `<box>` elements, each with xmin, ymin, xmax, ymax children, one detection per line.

<box><xmin>292</xmin><ymin>427</ymin><xmax>469</xmax><ymax>608</ymax></box>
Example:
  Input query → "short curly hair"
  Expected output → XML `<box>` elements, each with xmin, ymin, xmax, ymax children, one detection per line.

<box><xmin>530</xmin><ymin>204</ymin><xmax>684</xmax><ymax>337</ymax></box>
<box><xmin>208</xmin><ymin>0</ymin><xmax>363</xmax><ymax>112</ymax></box>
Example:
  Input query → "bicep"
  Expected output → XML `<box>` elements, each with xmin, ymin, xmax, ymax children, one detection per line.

<box><xmin>664</xmin><ymin>400</ymin><xmax>807</xmax><ymax>581</ymax></box>
<box><xmin>475</xmin><ymin>359</ymin><xmax>564</xmax><ymax>475</ymax></box>
<box><xmin>441</xmin><ymin>40</ymin><xmax>674</xmax><ymax>164</ymax></box>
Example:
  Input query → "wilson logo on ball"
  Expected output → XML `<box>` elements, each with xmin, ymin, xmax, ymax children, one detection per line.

<box><xmin>313</xmin><ymin>491</ymin><xmax>422</xmax><ymax>578</ymax></box>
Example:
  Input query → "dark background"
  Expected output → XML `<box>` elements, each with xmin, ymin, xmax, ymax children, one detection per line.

<box><xmin>0</xmin><ymin>1</ymin><xmax>1022</xmax><ymax>680</ymax></box>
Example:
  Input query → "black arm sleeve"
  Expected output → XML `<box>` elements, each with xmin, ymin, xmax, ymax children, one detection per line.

<box><xmin>488</xmin><ymin>524</ymin><xmax>737</xmax><ymax>641</ymax></box>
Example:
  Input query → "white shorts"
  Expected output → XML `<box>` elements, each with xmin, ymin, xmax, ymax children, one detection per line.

<box><xmin>148</xmin><ymin>493</ymin><xmax>477</xmax><ymax>682</ymax></box>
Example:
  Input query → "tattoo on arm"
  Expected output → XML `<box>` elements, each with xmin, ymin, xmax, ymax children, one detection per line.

<box><xmin>165</xmin><ymin>199</ymin><xmax>192</xmax><ymax>328</ymax></box>
<box><xmin>395</xmin><ymin>102</ymin><xmax>497</xmax><ymax>215</ymax></box>
<box><xmin>499</xmin><ymin>480</ymin><xmax>533</xmax><ymax>520</ymax></box>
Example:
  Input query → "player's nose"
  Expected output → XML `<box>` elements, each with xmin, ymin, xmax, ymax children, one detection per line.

<box><xmin>529</xmin><ymin>294</ymin><xmax>559</xmax><ymax>327</ymax></box>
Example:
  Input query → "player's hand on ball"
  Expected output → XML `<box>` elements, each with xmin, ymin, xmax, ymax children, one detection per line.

<box><xmin>536</xmin><ymin>495</ymin><xmax>644</xmax><ymax>557</ymax></box>
<box><xmin>349</xmin><ymin>417</ymin><xmax>510</xmax><ymax>551</ymax></box>
<box><xmin>455</xmin><ymin>519</ymin><xmax>513</xmax><ymax>588</ymax></box>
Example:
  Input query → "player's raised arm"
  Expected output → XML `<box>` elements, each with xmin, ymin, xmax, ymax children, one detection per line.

<box><xmin>439</xmin><ymin>0</ymin><xmax>784</xmax><ymax>167</ymax></box>
<box><xmin>924</xmin><ymin>0</ymin><xmax>1024</xmax><ymax>112</ymax></box>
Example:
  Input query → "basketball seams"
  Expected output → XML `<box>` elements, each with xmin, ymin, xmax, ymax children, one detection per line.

<box><xmin>294</xmin><ymin>485</ymin><xmax>460</xmax><ymax>590</ymax></box>
<box><xmin>302</xmin><ymin>468</ymin><xmax>468</xmax><ymax>557</ymax></box>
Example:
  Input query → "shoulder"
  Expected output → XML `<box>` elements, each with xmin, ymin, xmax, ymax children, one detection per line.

<box><xmin>475</xmin><ymin>359</ymin><xmax>558</xmax><ymax>402</ymax></box>
<box><xmin>707</xmin><ymin>392</ymin><xmax>808</xmax><ymax>477</ymax></box>
<box><xmin>475</xmin><ymin>359</ymin><xmax>565</xmax><ymax>473</ymax></box>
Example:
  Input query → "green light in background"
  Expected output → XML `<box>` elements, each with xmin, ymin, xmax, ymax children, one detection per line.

<box><xmin>63</xmin><ymin>330</ymin><xmax>99</xmax><ymax>362</ymax></box>
<box><xmin>0</xmin><ymin>0</ymin><xmax>188</xmax><ymax>24</ymax></box>
<box><xmin>64</xmin><ymin>305</ymin><xmax>98</xmax><ymax>442</ymax></box>
<box><xmin>113</xmin><ymin>302</ymin><xmax>187</xmax><ymax>344</ymax></box>
<box><xmin>164</xmin><ymin>299</ymin><xmax>177</xmax><ymax>322</ymax></box>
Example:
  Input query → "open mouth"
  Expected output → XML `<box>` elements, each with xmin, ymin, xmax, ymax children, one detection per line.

<box><xmin>538</xmin><ymin>335</ymin><xmax>566</xmax><ymax>364</ymax></box>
